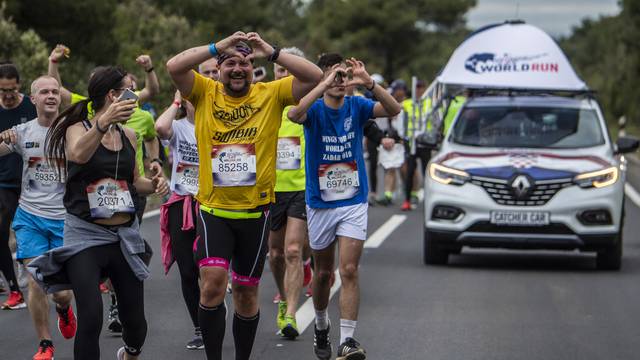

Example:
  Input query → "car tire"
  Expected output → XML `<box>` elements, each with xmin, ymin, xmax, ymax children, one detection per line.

<box><xmin>596</xmin><ymin>211</ymin><xmax>624</xmax><ymax>271</ymax></box>
<box><xmin>423</xmin><ymin>229</ymin><xmax>449</xmax><ymax>265</ymax></box>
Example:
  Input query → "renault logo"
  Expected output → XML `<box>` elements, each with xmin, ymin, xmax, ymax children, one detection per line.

<box><xmin>511</xmin><ymin>175</ymin><xmax>532</xmax><ymax>199</ymax></box>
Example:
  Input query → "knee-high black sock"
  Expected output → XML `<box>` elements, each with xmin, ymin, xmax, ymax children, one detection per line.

<box><xmin>199</xmin><ymin>302</ymin><xmax>227</xmax><ymax>360</ymax></box>
<box><xmin>233</xmin><ymin>311</ymin><xmax>260</xmax><ymax>360</ymax></box>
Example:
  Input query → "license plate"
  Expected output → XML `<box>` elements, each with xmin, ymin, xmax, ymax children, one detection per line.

<box><xmin>490</xmin><ymin>211</ymin><xmax>550</xmax><ymax>226</ymax></box>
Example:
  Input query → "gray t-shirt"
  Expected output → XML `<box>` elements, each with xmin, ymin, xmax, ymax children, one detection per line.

<box><xmin>8</xmin><ymin>119</ymin><xmax>66</xmax><ymax>220</ymax></box>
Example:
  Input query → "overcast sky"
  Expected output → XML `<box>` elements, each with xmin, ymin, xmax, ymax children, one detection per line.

<box><xmin>466</xmin><ymin>0</ymin><xmax>621</xmax><ymax>37</ymax></box>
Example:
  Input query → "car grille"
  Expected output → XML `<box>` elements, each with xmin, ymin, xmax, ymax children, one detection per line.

<box><xmin>470</xmin><ymin>176</ymin><xmax>573</xmax><ymax>206</ymax></box>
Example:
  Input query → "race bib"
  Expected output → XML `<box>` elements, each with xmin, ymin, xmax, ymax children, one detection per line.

<box><xmin>86</xmin><ymin>178</ymin><xmax>135</xmax><ymax>219</ymax></box>
<box><xmin>276</xmin><ymin>137</ymin><xmax>301</xmax><ymax>170</ymax></box>
<box><xmin>318</xmin><ymin>161</ymin><xmax>360</xmax><ymax>201</ymax></box>
<box><xmin>211</xmin><ymin>144</ymin><xmax>257</xmax><ymax>187</ymax></box>
<box><xmin>26</xmin><ymin>157</ymin><xmax>65</xmax><ymax>192</ymax></box>
<box><xmin>175</xmin><ymin>162</ymin><xmax>199</xmax><ymax>195</ymax></box>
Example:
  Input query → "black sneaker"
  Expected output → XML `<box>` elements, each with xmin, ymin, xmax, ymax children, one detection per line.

<box><xmin>313</xmin><ymin>324</ymin><xmax>332</xmax><ymax>360</ymax></box>
<box><xmin>337</xmin><ymin>337</ymin><xmax>366</xmax><ymax>360</ymax></box>
<box><xmin>107</xmin><ymin>304</ymin><xmax>123</xmax><ymax>335</ymax></box>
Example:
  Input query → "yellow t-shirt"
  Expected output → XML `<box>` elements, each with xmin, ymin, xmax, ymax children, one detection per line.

<box><xmin>186</xmin><ymin>72</ymin><xmax>295</xmax><ymax>210</ymax></box>
<box><xmin>274</xmin><ymin>106</ymin><xmax>305</xmax><ymax>192</ymax></box>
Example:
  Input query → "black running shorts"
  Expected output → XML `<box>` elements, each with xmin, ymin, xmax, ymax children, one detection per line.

<box><xmin>194</xmin><ymin>205</ymin><xmax>270</xmax><ymax>286</ymax></box>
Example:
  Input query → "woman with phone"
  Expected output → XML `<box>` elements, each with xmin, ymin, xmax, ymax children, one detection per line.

<box><xmin>29</xmin><ymin>66</ymin><xmax>169</xmax><ymax>360</ymax></box>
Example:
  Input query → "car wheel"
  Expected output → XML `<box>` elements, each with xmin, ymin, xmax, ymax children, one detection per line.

<box><xmin>423</xmin><ymin>228</ymin><xmax>449</xmax><ymax>265</ymax></box>
<box><xmin>596</xmin><ymin>211</ymin><xmax>624</xmax><ymax>271</ymax></box>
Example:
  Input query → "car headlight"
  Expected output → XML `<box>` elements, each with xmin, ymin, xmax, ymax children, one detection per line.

<box><xmin>429</xmin><ymin>163</ymin><xmax>470</xmax><ymax>186</ymax></box>
<box><xmin>574</xmin><ymin>167</ymin><xmax>618</xmax><ymax>188</ymax></box>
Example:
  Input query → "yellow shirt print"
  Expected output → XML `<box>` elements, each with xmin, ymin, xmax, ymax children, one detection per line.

<box><xmin>186</xmin><ymin>72</ymin><xmax>295</xmax><ymax>210</ymax></box>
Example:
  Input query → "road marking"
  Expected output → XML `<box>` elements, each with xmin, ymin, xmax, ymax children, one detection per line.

<box><xmin>625</xmin><ymin>183</ymin><xmax>640</xmax><ymax>209</ymax></box>
<box><xmin>142</xmin><ymin>208</ymin><xmax>161</xmax><ymax>219</ymax></box>
<box><xmin>296</xmin><ymin>214</ymin><xmax>406</xmax><ymax>334</ymax></box>
<box><xmin>364</xmin><ymin>215</ymin><xmax>407</xmax><ymax>248</ymax></box>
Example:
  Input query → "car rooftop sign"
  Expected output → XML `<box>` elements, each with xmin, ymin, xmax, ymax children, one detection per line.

<box><xmin>437</xmin><ymin>21</ymin><xmax>588</xmax><ymax>91</ymax></box>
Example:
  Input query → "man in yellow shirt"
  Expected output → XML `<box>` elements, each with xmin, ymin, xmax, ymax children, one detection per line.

<box><xmin>167</xmin><ymin>31</ymin><xmax>322</xmax><ymax>360</ymax></box>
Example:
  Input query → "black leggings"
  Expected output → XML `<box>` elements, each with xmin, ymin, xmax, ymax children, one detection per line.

<box><xmin>405</xmin><ymin>147</ymin><xmax>431</xmax><ymax>201</ymax></box>
<box><xmin>366</xmin><ymin>139</ymin><xmax>379</xmax><ymax>193</ymax></box>
<box><xmin>0</xmin><ymin>187</ymin><xmax>19</xmax><ymax>292</ymax></box>
<box><xmin>168</xmin><ymin>199</ymin><xmax>200</xmax><ymax>329</ymax></box>
<box><xmin>65</xmin><ymin>243</ymin><xmax>147</xmax><ymax>359</ymax></box>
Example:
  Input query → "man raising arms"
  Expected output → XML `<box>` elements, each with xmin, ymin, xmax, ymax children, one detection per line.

<box><xmin>166</xmin><ymin>31</ymin><xmax>322</xmax><ymax>359</ymax></box>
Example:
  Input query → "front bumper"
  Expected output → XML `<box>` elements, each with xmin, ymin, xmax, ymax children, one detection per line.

<box><xmin>424</xmin><ymin>176</ymin><xmax>624</xmax><ymax>251</ymax></box>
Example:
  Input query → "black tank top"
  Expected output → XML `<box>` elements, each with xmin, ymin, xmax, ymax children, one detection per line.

<box><xmin>64</xmin><ymin>121</ymin><xmax>139</xmax><ymax>222</ymax></box>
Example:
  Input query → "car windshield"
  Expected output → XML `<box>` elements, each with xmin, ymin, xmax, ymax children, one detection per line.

<box><xmin>451</xmin><ymin>105</ymin><xmax>605</xmax><ymax>148</ymax></box>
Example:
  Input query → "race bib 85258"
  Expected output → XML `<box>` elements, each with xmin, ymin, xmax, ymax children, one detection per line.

<box><xmin>211</xmin><ymin>144</ymin><xmax>257</xmax><ymax>187</ymax></box>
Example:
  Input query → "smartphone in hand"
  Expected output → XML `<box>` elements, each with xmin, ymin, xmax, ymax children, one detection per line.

<box><xmin>118</xmin><ymin>88</ymin><xmax>139</xmax><ymax>102</ymax></box>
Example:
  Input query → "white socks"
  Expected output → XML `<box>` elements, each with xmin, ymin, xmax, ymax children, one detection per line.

<box><xmin>340</xmin><ymin>319</ymin><xmax>357</xmax><ymax>344</ymax></box>
<box><xmin>315</xmin><ymin>309</ymin><xmax>329</xmax><ymax>330</ymax></box>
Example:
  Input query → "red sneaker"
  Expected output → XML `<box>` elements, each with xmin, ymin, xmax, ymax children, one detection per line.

<box><xmin>303</xmin><ymin>261</ymin><xmax>313</xmax><ymax>287</ymax></box>
<box><xmin>401</xmin><ymin>200</ymin><xmax>411</xmax><ymax>211</ymax></box>
<box><xmin>305</xmin><ymin>284</ymin><xmax>313</xmax><ymax>298</ymax></box>
<box><xmin>2</xmin><ymin>290</ymin><xmax>26</xmax><ymax>310</ymax></box>
<box><xmin>33</xmin><ymin>340</ymin><xmax>55</xmax><ymax>360</ymax></box>
<box><xmin>57</xmin><ymin>305</ymin><xmax>77</xmax><ymax>339</ymax></box>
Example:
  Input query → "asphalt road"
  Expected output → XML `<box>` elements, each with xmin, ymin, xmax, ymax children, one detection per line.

<box><xmin>3</xmin><ymin>167</ymin><xmax>640</xmax><ymax>359</ymax></box>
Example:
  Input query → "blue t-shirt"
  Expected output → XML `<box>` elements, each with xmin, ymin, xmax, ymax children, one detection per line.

<box><xmin>304</xmin><ymin>96</ymin><xmax>375</xmax><ymax>209</ymax></box>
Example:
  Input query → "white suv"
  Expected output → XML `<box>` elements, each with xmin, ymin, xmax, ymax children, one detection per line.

<box><xmin>423</xmin><ymin>94</ymin><xmax>639</xmax><ymax>269</ymax></box>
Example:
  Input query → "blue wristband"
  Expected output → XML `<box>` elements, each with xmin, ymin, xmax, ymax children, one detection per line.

<box><xmin>208</xmin><ymin>43</ymin><xmax>218</xmax><ymax>57</ymax></box>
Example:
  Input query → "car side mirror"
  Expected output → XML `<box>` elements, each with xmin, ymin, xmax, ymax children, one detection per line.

<box><xmin>616</xmin><ymin>136</ymin><xmax>640</xmax><ymax>154</ymax></box>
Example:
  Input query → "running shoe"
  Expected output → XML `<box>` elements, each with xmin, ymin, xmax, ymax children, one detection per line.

<box><xmin>367</xmin><ymin>193</ymin><xmax>377</xmax><ymax>206</ymax></box>
<box><xmin>272</xmin><ymin>292</ymin><xmax>282</xmax><ymax>303</ymax></box>
<box><xmin>305</xmin><ymin>284</ymin><xmax>313</xmax><ymax>297</ymax></box>
<box><xmin>2</xmin><ymin>290</ymin><xmax>26</xmax><ymax>309</ymax></box>
<box><xmin>303</xmin><ymin>261</ymin><xmax>313</xmax><ymax>287</ymax></box>
<box><xmin>336</xmin><ymin>337</ymin><xmax>366</xmax><ymax>360</ymax></box>
<box><xmin>376</xmin><ymin>197</ymin><xmax>392</xmax><ymax>206</ymax></box>
<box><xmin>57</xmin><ymin>305</ymin><xmax>77</xmax><ymax>339</ymax></box>
<box><xmin>33</xmin><ymin>340</ymin><xmax>55</xmax><ymax>360</ymax></box>
<box><xmin>280</xmin><ymin>315</ymin><xmax>299</xmax><ymax>340</ymax></box>
<box><xmin>401</xmin><ymin>200</ymin><xmax>411</xmax><ymax>211</ymax></box>
<box><xmin>410</xmin><ymin>194</ymin><xmax>420</xmax><ymax>210</ymax></box>
<box><xmin>186</xmin><ymin>328</ymin><xmax>204</xmax><ymax>350</ymax></box>
<box><xmin>108</xmin><ymin>303</ymin><xmax>123</xmax><ymax>335</ymax></box>
<box><xmin>313</xmin><ymin>324</ymin><xmax>332</xmax><ymax>360</ymax></box>
<box><xmin>277</xmin><ymin>300</ymin><xmax>287</xmax><ymax>330</ymax></box>
<box><xmin>116</xmin><ymin>346</ymin><xmax>126</xmax><ymax>360</ymax></box>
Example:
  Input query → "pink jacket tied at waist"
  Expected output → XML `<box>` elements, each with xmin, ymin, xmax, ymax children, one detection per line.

<box><xmin>160</xmin><ymin>193</ymin><xmax>197</xmax><ymax>274</ymax></box>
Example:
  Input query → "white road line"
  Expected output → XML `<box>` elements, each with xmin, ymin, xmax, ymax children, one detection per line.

<box><xmin>625</xmin><ymin>183</ymin><xmax>640</xmax><ymax>208</ymax></box>
<box><xmin>364</xmin><ymin>214</ymin><xmax>407</xmax><ymax>248</ymax></box>
<box><xmin>142</xmin><ymin>208</ymin><xmax>161</xmax><ymax>219</ymax></box>
<box><xmin>296</xmin><ymin>214</ymin><xmax>406</xmax><ymax>334</ymax></box>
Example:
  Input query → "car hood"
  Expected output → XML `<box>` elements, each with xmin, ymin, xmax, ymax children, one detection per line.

<box><xmin>433</xmin><ymin>148</ymin><xmax>616</xmax><ymax>180</ymax></box>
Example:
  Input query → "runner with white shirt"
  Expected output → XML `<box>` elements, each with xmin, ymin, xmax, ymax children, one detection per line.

<box><xmin>157</xmin><ymin>90</ymin><xmax>203</xmax><ymax>350</ymax></box>
<box><xmin>0</xmin><ymin>75</ymin><xmax>76</xmax><ymax>360</ymax></box>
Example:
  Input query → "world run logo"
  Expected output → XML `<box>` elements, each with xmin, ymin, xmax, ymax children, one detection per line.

<box><xmin>464</xmin><ymin>53</ymin><xmax>559</xmax><ymax>74</ymax></box>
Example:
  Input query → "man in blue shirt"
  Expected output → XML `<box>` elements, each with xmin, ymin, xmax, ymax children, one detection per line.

<box><xmin>288</xmin><ymin>53</ymin><xmax>401</xmax><ymax>360</ymax></box>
